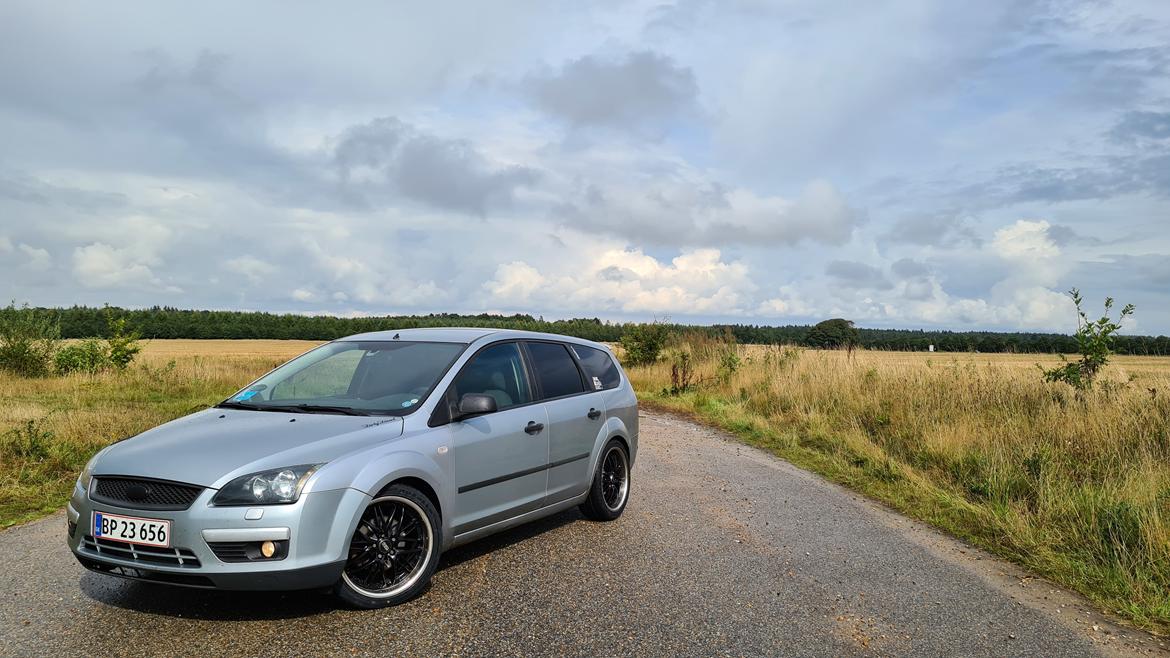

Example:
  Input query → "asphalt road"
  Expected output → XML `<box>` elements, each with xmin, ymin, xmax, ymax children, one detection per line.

<box><xmin>0</xmin><ymin>411</ymin><xmax>1164</xmax><ymax>657</ymax></box>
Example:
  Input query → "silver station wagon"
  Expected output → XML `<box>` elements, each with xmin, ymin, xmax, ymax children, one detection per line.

<box><xmin>68</xmin><ymin>328</ymin><xmax>638</xmax><ymax>608</ymax></box>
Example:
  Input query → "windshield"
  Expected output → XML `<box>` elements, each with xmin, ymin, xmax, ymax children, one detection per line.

<box><xmin>220</xmin><ymin>340</ymin><xmax>465</xmax><ymax>415</ymax></box>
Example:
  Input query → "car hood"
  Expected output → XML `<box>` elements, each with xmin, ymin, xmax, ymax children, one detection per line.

<box><xmin>93</xmin><ymin>408</ymin><xmax>405</xmax><ymax>488</ymax></box>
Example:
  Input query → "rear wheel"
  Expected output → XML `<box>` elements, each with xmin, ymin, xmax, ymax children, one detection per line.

<box><xmin>580</xmin><ymin>440</ymin><xmax>630</xmax><ymax>521</ymax></box>
<box><xmin>335</xmin><ymin>484</ymin><xmax>441</xmax><ymax>609</ymax></box>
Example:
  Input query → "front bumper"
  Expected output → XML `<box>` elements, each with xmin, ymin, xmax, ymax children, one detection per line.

<box><xmin>67</xmin><ymin>480</ymin><xmax>369</xmax><ymax>591</ymax></box>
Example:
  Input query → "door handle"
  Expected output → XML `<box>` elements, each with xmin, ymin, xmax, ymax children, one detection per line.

<box><xmin>524</xmin><ymin>421</ymin><xmax>544</xmax><ymax>435</ymax></box>
<box><xmin>587</xmin><ymin>408</ymin><xmax>602</xmax><ymax>420</ymax></box>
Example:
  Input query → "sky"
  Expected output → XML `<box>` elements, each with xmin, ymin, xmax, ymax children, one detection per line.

<box><xmin>1</xmin><ymin>1</ymin><xmax>1169</xmax><ymax>334</ymax></box>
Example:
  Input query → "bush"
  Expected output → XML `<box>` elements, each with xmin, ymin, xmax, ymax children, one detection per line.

<box><xmin>0</xmin><ymin>303</ymin><xmax>60</xmax><ymax>377</ymax></box>
<box><xmin>1</xmin><ymin>419</ymin><xmax>53</xmax><ymax>462</ymax></box>
<box><xmin>55</xmin><ymin>339</ymin><xmax>111</xmax><ymax>374</ymax></box>
<box><xmin>104</xmin><ymin>312</ymin><xmax>142</xmax><ymax>370</ymax></box>
<box><xmin>620</xmin><ymin>322</ymin><xmax>670</xmax><ymax>366</ymax></box>
<box><xmin>1041</xmin><ymin>289</ymin><xmax>1134</xmax><ymax>391</ymax></box>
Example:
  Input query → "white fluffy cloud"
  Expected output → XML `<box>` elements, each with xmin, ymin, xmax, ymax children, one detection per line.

<box><xmin>486</xmin><ymin>248</ymin><xmax>754</xmax><ymax>315</ymax></box>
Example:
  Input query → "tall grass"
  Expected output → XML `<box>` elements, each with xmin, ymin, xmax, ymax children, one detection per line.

<box><xmin>626</xmin><ymin>338</ymin><xmax>1170</xmax><ymax>632</ymax></box>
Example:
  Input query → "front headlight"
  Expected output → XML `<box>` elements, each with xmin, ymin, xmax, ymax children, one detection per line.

<box><xmin>212</xmin><ymin>464</ymin><xmax>321</xmax><ymax>506</ymax></box>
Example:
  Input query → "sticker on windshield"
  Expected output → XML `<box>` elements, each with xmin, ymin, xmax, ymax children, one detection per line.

<box><xmin>235</xmin><ymin>390</ymin><xmax>259</xmax><ymax>401</ymax></box>
<box><xmin>592</xmin><ymin>376</ymin><xmax>603</xmax><ymax>390</ymax></box>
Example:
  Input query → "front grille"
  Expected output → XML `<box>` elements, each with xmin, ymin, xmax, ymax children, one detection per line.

<box><xmin>91</xmin><ymin>476</ymin><xmax>203</xmax><ymax>510</ymax></box>
<box><xmin>82</xmin><ymin>535</ymin><xmax>202</xmax><ymax>568</ymax></box>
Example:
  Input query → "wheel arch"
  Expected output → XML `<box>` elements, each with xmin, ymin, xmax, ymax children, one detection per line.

<box><xmin>382</xmin><ymin>476</ymin><xmax>442</xmax><ymax>521</ymax></box>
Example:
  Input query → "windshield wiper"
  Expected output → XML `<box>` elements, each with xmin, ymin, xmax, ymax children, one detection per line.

<box><xmin>277</xmin><ymin>404</ymin><xmax>372</xmax><ymax>416</ymax></box>
<box><xmin>216</xmin><ymin>400</ymin><xmax>270</xmax><ymax>411</ymax></box>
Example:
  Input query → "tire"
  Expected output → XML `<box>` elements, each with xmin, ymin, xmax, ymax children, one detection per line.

<box><xmin>335</xmin><ymin>484</ymin><xmax>442</xmax><ymax>609</ymax></box>
<box><xmin>579</xmin><ymin>440</ymin><xmax>631</xmax><ymax>521</ymax></box>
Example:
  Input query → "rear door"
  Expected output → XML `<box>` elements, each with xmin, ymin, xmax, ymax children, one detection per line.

<box><xmin>523</xmin><ymin>341</ymin><xmax>603</xmax><ymax>505</ymax></box>
<box><xmin>445</xmin><ymin>342</ymin><xmax>550</xmax><ymax>535</ymax></box>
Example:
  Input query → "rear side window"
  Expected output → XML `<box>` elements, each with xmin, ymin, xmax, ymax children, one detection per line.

<box><xmin>526</xmin><ymin>342</ymin><xmax>586</xmax><ymax>399</ymax></box>
<box><xmin>572</xmin><ymin>345</ymin><xmax>621</xmax><ymax>391</ymax></box>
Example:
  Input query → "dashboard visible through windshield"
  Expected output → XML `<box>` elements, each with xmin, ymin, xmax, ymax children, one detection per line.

<box><xmin>220</xmin><ymin>340</ymin><xmax>466</xmax><ymax>416</ymax></box>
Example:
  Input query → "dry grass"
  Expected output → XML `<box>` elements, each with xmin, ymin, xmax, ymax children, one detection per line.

<box><xmin>626</xmin><ymin>338</ymin><xmax>1170</xmax><ymax>632</ymax></box>
<box><xmin>0</xmin><ymin>340</ymin><xmax>321</xmax><ymax>528</ymax></box>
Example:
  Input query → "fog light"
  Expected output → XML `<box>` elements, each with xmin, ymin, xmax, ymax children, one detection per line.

<box><xmin>260</xmin><ymin>540</ymin><xmax>276</xmax><ymax>558</ymax></box>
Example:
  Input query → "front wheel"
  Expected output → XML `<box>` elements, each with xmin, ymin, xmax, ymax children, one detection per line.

<box><xmin>580</xmin><ymin>440</ymin><xmax>630</xmax><ymax>521</ymax></box>
<box><xmin>335</xmin><ymin>484</ymin><xmax>441</xmax><ymax>609</ymax></box>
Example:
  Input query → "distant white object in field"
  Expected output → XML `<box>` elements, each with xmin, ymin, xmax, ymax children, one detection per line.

<box><xmin>929</xmin><ymin>345</ymin><xmax>935</xmax><ymax>352</ymax></box>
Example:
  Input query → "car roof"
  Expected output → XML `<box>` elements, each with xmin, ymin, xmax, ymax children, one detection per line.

<box><xmin>337</xmin><ymin>327</ymin><xmax>612</xmax><ymax>351</ymax></box>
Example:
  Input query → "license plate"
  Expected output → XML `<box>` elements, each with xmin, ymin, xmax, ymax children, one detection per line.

<box><xmin>93</xmin><ymin>511</ymin><xmax>171</xmax><ymax>548</ymax></box>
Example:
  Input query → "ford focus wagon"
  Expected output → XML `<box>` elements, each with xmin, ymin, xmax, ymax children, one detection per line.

<box><xmin>68</xmin><ymin>328</ymin><xmax>637</xmax><ymax>608</ymax></box>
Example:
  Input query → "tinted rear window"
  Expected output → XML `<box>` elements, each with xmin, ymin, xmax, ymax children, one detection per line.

<box><xmin>572</xmin><ymin>345</ymin><xmax>621</xmax><ymax>391</ymax></box>
<box><xmin>527</xmin><ymin>342</ymin><xmax>586</xmax><ymax>399</ymax></box>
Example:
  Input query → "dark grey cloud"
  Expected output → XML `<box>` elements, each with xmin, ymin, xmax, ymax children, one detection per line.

<box><xmin>881</xmin><ymin>214</ymin><xmax>980</xmax><ymax>247</ymax></box>
<box><xmin>1045</xmin><ymin>223</ymin><xmax>1104</xmax><ymax>247</ymax></box>
<box><xmin>0</xmin><ymin>170</ymin><xmax>127</xmax><ymax>212</ymax></box>
<box><xmin>1080</xmin><ymin>254</ymin><xmax>1170</xmax><ymax>293</ymax></box>
<box><xmin>825</xmin><ymin>260</ymin><xmax>892</xmax><ymax>290</ymax></box>
<box><xmin>891</xmin><ymin>258</ymin><xmax>930</xmax><ymax>278</ymax></box>
<box><xmin>1111</xmin><ymin>110</ymin><xmax>1170</xmax><ymax>144</ymax></box>
<box><xmin>525</xmin><ymin>51</ymin><xmax>698</xmax><ymax>134</ymax></box>
<box><xmin>334</xmin><ymin>117</ymin><xmax>539</xmax><ymax>215</ymax></box>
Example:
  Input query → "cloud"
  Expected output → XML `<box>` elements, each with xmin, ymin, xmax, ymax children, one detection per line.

<box><xmin>334</xmin><ymin>117</ymin><xmax>539</xmax><ymax>215</ymax></box>
<box><xmin>825</xmin><ymin>260</ymin><xmax>893</xmax><ymax>290</ymax></box>
<box><xmin>484</xmin><ymin>247</ymin><xmax>755</xmax><ymax>316</ymax></box>
<box><xmin>881</xmin><ymin>214</ymin><xmax>981</xmax><ymax>247</ymax></box>
<box><xmin>1110</xmin><ymin>110</ymin><xmax>1170</xmax><ymax>144</ymax></box>
<box><xmin>224</xmin><ymin>256</ymin><xmax>277</xmax><ymax>284</ymax></box>
<box><xmin>72</xmin><ymin>243</ymin><xmax>177</xmax><ymax>291</ymax></box>
<box><xmin>525</xmin><ymin>51</ymin><xmax>698</xmax><ymax>134</ymax></box>
<box><xmin>0</xmin><ymin>170</ymin><xmax>127</xmax><ymax>212</ymax></box>
<box><xmin>17</xmin><ymin>244</ymin><xmax>50</xmax><ymax>271</ymax></box>
<box><xmin>891</xmin><ymin>258</ymin><xmax>930</xmax><ymax>278</ymax></box>
<box><xmin>567</xmin><ymin>177</ymin><xmax>862</xmax><ymax>246</ymax></box>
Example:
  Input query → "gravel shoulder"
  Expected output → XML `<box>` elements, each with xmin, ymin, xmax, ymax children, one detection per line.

<box><xmin>0</xmin><ymin>410</ymin><xmax>1165</xmax><ymax>657</ymax></box>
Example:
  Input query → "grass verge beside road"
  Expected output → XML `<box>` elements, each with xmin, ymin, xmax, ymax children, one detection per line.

<box><xmin>0</xmin><ymin>341</ymin><xmax>320</xmax><ymax>528</ymax></box>
<box><xmin>625</xmin><ymin>341</ymin><xmax>1170</xmax><ymax>634</ymax></box>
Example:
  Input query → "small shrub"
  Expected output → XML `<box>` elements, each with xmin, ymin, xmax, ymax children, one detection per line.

<box><xmin>1041</xmin><ymin>289</ymin><xmax>1134</xmax><ymax>391</ymax></box>
<box><xmin>621</xmin><ymin>321</ymin><xmax>670</xmax><ymax>366</ymax></box>
<box><xmin>0</xmin><ymin>302</ymin><xmax>60</xmax><ymax>377</ymax></box>
<box><xmin>105</xmin><ymin>311</ymin><xmax>142</xmax><ymax>370</ymax></box>
<box><xmin>669</xmin><ymin>352</ymin><xmax>694</xmax><ymax>395</ymax></box>
<box><xmin>55</xmin><ymin>339</ymin><xmax>110</xmax><ymax>374</ymax></box>
<box><xmin>1</xmin><ymin>419</ymin><xmax>54</xmax><ymax>462</ymax></box>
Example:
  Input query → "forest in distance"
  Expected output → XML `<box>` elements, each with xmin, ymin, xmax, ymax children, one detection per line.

<box><xmin>26</xmin><ymin>305</ymin><xmax>1170</xmax><ymax>356</ymax></box>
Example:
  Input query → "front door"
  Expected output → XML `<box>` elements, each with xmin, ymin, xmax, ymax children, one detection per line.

<box><xmin>445</xmin><ymin>342</ymin><xmax>549</xmax><ymax>535</ymax></box>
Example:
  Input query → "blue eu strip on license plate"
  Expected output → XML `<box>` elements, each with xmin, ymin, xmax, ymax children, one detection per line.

<box><xmin>94</xmin><ymin>512</ymin><xmax>104</xmax><ymax>537</ymax></box>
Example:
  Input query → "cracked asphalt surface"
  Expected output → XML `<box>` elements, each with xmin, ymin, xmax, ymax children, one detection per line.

<box><xmin>1</xmin><ymin>410</ymin><xmax>1165</xmax><ymax>657</ymax></box>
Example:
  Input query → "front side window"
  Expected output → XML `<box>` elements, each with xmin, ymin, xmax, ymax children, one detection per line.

<box><xmin>527</xmin><ymin>342</ymin><xmax>586</xmax><ymax>399</ymax></box>
<box><xmin>223</xmin><ymin>341</ymin><xmax>464</xmax><ymax>415</ymax></box>
<box><xmin>572</xmin><ymin>344</ymin><xmax>621</xmax><ymax>390</ymax></box>
<box><xmin>451</xmin><ymin>342</ymin><xmax>532</xmax><ymax>411</ymax></box>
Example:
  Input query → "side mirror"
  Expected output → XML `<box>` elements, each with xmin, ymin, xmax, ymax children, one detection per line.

<box><xmin>456</xmin><ymin>393</ymin><xmax>497</xmax><ymax>419</ymax></box>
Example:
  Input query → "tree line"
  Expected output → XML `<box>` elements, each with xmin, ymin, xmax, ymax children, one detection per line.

<box><xmin>27</xmin><ymin>305</ymin><xmax>1170</xmax><ymax>355</ymax></box>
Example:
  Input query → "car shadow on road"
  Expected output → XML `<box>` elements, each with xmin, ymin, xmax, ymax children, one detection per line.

<box><xmin>77</xmin><ymin>508</ymin><xmax>584</xmax><ymax>621</ymax></box>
